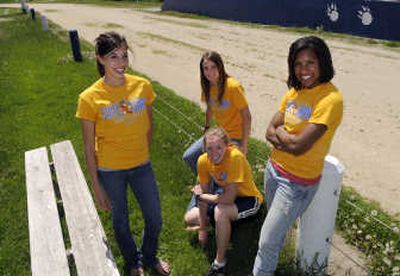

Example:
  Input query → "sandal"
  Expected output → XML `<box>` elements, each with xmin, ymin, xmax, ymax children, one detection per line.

<box><xmin>198</xmin><ymin>228</ymin><xmax>208</xmax><ymax>248</ymax></box>
<box><xmin>153</xmin><ymin>259</ymin><xmax>170</xmax><ymax>276</ymax></box>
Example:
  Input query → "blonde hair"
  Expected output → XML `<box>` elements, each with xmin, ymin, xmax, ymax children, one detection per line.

<box><xmin>203</xmin><ymin>127</ymin><xmax>229</xmax><ymax>150</ymax></box>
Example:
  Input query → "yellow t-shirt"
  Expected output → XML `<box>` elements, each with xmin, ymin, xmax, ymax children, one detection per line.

<box><xmin>271</xmin><ymin>82</ymin><xmax>343</xmax><ymax>179</ymax></box>
<box><xmin>197</xmin><ymin>146</ymin><xmax>263</xmax><ymax>203</ymax></box>
<box><xmin>76</xmin><ymin>74</ymin><xmax>155</xmax><ymax>170</ymax></box>
<box><xmin>201</xmin><ymin>77</ymin><xmax>248</xmax><ymax>140</ymax></box>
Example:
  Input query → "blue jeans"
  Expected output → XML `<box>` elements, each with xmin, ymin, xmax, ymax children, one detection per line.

<box><xmin>253</xmin><ymin>160</ymin><xmax>319</xmax><ymax>276</ymax></box>
<box><xmin>97</xmin><ymin>162</ymin><xmax>162</xmax><ymax>270</ymax></box>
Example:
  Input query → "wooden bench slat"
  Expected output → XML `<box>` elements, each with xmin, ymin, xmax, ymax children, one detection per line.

<box><xmin>25</xmin><ymin>147</ymin><xmax>70</xmax><ymax>276</ymax></box>
<box><xmin>50</xmin><ymin>141</ymin><xmax>119</xmax><ymax>276</ymax></box>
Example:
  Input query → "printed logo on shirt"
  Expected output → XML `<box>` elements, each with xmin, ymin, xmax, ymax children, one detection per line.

<box><xmin>285</xmin><ymin>100</ymin><xmax>312</xmax><ymax>126</ymax></box>
<box><xmin>209</xmin><ymin>98</ymin><xmax>230</xmax><ymax>112</ymax></box>
<box><xmin>213</xmin><ymin>171</ymin><xmax>228</xmax><ymax>185</ymax></box>
<box><xmin>101</xmin><ymin>97</ymin><xmax>146</xmax><ymax>125</ymax></box>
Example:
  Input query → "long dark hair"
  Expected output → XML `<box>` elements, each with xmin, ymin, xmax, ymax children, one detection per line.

<box><xmin>94</xmin><ymin>32</ymin><xmax>128</xmax><ymax>77</ymax></box>
<box><xmin>287</xmin><ymin>36</ymin><xmax>334</xmax><ymax>90</ymax></box>
<box><xmin>200</xmin><ymin>51</ymin><xmax>228</xmax><ymax>105</ymax></box>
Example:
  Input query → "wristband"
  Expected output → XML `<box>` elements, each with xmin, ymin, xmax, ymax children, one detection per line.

<box><xmin>195</xmin><ymin>194</ymin><xmax>202</xmax><ymax>205</ymax></box>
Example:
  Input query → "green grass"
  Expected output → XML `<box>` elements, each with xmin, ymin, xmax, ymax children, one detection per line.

<box><xmin>0</xmin><ymin>8</ymin><xmax>296</xmax><ymax>276</ymax></box>
<box><xmin>337</xmin><ymin>187</ymin><xmax>400</xmax><ymax>275</ymax></box>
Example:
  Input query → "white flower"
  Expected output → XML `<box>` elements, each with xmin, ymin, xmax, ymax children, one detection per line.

<box><xmin>393</xmin><ymin>226</ymin><xmax>400</xmax><ymax>234</ymax></box>
<box><xmin>383</xmin><ymin>257</ymin><xmax>392</xmax><ymax>267</ymax></box>
<box><xmin>370</xmin><ymin>210</ymin><xmax>378</xmax><ymax>216</ymax></box>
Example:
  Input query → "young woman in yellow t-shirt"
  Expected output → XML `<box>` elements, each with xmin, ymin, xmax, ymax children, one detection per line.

<box><xmin>76</xmin><ymin>32</ymin><xmax>169</xmax><ymax>276</ymax></box>
<box><xmin>191</xmin><ymin>127</ymin><xmax>262</xmax><ymax>275</ymax></box>
<box><xmin>253</xmin><ymin>36</ymin><xmax>343</xmax><ymax>275</ymax></box>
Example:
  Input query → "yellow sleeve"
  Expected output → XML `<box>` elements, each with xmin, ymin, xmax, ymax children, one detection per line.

<box><xmin>226</xmin><ymin>154</ymin><xmax>246</xmax><ymax>183</ymax></box>
<box><xmin>309</xmin><ymin>92</ymin><xmax>343</xmax><ymax>128</ymax></box>
<box><xmin>144</xmin><ymin>81</ymin><xmax>156</xmax><ymax>106</ymax></box>
<box><xmin>197</xmin><ymin>153</ymin><xmax>211</xmax><ymax>184</ymax></box>
<box><xmin>278</xmin><ymin>90</ymin><xmax>291</xmax><ymax>113</ymax></box>
<box><xmin>75</xmin><ymin>95</ymin><xmax>97</xmax><ymax>122</ymax></box>
<box><xmin>231</xmin><ymin>83</ymin><xmax>248</xmax><ymax>110</ymax></box>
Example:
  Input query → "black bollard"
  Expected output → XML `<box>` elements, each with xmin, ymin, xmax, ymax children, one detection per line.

<box><xmin>68</xmin><ymin>30</ymin><xmax>83</xmax><ymax>62</ymax></box>
<box><xmin>30</xmin><ymin>8</ymin><xmax>35</xmax><ymax>20</ymax></box>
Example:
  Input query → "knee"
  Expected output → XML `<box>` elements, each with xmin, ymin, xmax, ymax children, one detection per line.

<box><xmin>184</xmin><ymin>208</ymin><xmax>199</xmax><ymax>225</ymax></box>
<box><xmin>214</xmin><ymin>204</ymin><xmax>232</xmax><ymax>223</ymax></box>
<box><xmin>112</xmin><ymin>213</ymin><xmax>130</xmax><ymax>234</ymax></box>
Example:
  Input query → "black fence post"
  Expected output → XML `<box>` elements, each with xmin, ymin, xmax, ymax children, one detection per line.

<box><xmin>68</xmin><ymin>30</ymin><xmax>83</xmax><ymax>62</ymax></box>
<box><xmin>30</xmin><ymin>8</ymin><xmax>35</xmax><ymax>20</ymax></box>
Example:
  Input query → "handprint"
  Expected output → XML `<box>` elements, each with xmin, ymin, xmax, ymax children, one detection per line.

<box><xmin>357</xmin><ymin>6</ymin><xmax>373</xmax><ymax>26</ymax></box>
<box><xmin>327</xmin><ymin>3</ymin><xmax>339</xmax><ymax>22</ymax></box>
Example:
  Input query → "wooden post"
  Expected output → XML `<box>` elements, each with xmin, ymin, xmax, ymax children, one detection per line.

<box><xmin>297</xmin><ymin>155</ymin><xmax>344</xmax><ymax>274</ymax></box>
<box><xmin>41</xmin><ymin>15</ymin><xmax>48</xmax><ymax>32</ymax></box>
<box><xmin>68</xmin><ymin>30</ymin><xmax>83</xmax><ymax>62</ymax></box>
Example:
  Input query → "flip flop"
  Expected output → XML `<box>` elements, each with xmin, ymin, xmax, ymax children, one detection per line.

<box><xmin>153</xmin><ymin>259</ymin><xmax>170</xmax><ymax>276</ymax></box>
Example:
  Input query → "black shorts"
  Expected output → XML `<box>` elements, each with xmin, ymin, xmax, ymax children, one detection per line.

<box><xmin>207</xmin><ymin>196</ymin><xmax>260</xmax><ymax>222</ymax></box>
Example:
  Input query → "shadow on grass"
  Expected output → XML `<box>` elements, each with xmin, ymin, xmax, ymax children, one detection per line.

<box><xmin>187</xmin><ymin>206</ymin><xmax>267</xmax><ymax>275</ymax></box>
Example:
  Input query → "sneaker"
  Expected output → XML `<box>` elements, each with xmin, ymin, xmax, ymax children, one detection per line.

<box><xmin>129</xmin><ymin>267</ymin><xmax>144</xmax><ymax>276</ymax></box>
<box><xmin>206</xmin><ymin>263</ymin><xmax>224</xmax><ymax>276</ymax></box>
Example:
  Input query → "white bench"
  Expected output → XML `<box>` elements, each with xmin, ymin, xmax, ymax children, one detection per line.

<box><xmin>25</xmin><ymin>140</ymin><xmax>120</xmax><ymax>276</ymax></box>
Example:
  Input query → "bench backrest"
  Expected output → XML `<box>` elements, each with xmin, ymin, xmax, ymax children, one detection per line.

<box><xmin>25</xmin><ymin>140</ymin><xmax>120</xmax><ymax>276</ymax></box>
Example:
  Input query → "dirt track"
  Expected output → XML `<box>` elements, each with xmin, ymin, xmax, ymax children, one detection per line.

<box><xmin>4</xmin><ymin>3</ymin><xmax>400</xmax><ymax>274</ymax></box>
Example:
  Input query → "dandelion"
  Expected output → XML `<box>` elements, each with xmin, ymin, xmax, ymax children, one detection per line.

<box><xmin>370</xmin><ymin>210</ymin><xmax>378</xmax><ymax>216</ymax></box>
<box><xmin>365</xmin><ymin>234</ymin><xmax>372</xmax><ymax>240</ymax></box>
<box><xmin>393</xmin><ymin>226</ymin><xmax>400</xmax><ymax>234</ymax></box>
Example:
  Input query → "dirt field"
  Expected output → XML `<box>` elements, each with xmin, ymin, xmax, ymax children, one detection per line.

<box><xmin>4</xmin><ymin>3</ymin><xmax>400</xmax><ymax>274</ymax></box>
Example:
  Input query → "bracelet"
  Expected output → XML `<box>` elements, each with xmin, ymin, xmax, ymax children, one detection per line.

<box><xmin>195</xmin><ymin>194</ymin><xmax>202</xmax><ymax>205</ymax></box>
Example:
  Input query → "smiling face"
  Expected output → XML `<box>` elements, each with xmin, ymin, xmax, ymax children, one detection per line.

<box><xmin>98</xmin><ymin>46</ymin><xmax>129</xmax><ymax>86</ymax></box>
<box><xmin>294</xmin><ymin>48</ymin><xmax>321</xmax><ymax>89</ymax></box>
<box><xmin>205</xmin><ymin>135</ymin><xmax>227</xmax><ymax>165</ymax></box>
<box><xmin>202</xmin><ymin>58</ymin><xmax>220</xmax><ymax>85</ymax></box>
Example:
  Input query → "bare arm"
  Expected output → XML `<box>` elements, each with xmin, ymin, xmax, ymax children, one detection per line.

<box><xmin>265</xmin><ymin>111</ymin><xmax>285</xmax><ymax>149</ymax></box>
<box><xmin>266</xmin><ymin>111</ymin><xmax>327</xmax><ymax>155</ymax></box>
<box><xmin>198</xmin><ymin>182</ymin><xmax>238</xmax><ymax>205</ymax></box>
<box><xmin>239</xmin><ymin>107</ymin><xmax>251</xmax><ymax>155</ymax></box>
<box><xmin>204</xmin><ymin>105</ymin><xmax>212</xmax><ymax>133</ymax></box>
<box><xmin>146</xmin><ymin>106</ymin><xmax>153</xmax><ymax>148</ymax></box>
<box><xmin>275</xmin><ymin>123</ymin><xmax>327</xmax><ymax>155</ymax></box>
<box><xmin>81</xmin><ymin>120</ymin><xmax>111</xmax><ymax>211</ymax></box>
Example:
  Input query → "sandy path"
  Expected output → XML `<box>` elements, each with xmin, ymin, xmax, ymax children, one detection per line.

<box><xmin>29</xmin><ymin>3</ymin><xmax>400</xmax><ymax>217</ymax></box>
<box><xmin>3</xmin><ymin>3</ymin><xmax>399</xmax><ymax>274</ymax></box>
